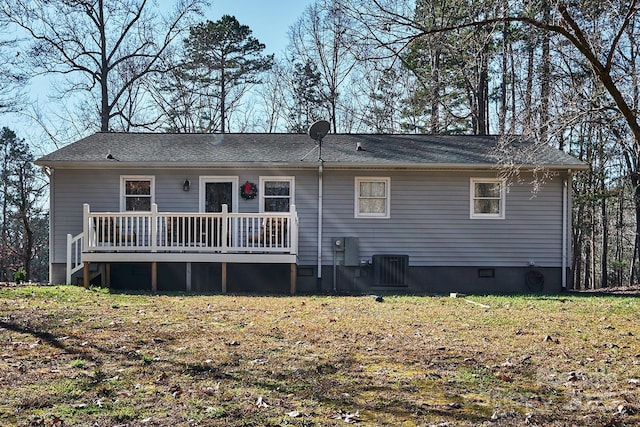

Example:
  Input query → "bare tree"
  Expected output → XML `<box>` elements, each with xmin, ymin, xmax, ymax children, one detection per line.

<box><xmin>288</xmin><ymin>0</ymin><xmax>359</xmax><ymax>132</ymax></box>
<box><xmin>356</xmin><ymin>63</ymin><xmax>407</xmax><ymax>132</ymax></box>
<box><xmin>256</xmin><ymin>61</ymin><xmax>289</xmax><ymax>132</ymax></box>
<box><xmin>0</xmin><ymin>15</ymin><xmax>26</xmax><ymax>114</ymax></box>
<box><xmin>1</xmin><ymin>0</ymin><xmax>207</xmax><ymax>132</ymax></box>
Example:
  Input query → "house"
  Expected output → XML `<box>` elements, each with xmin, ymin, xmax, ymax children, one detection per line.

<box><xmin>35</xmin><ymin>132</ymin><xmax>587</xmax><ymax>294</ymax></box>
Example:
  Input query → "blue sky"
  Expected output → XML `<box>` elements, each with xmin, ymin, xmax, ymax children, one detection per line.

<box><xmin>208</xmin><ymin>0</ymin><xmax>314</xmax><ymax>55</ymax></box>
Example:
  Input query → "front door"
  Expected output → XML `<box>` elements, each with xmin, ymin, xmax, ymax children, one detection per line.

<box><xmin>205</xmin><ymin>182</ymin><xmax>233</xmax><ymax>213</ymax></box>
<box><xmin>199</xmin><ymin>177</ymin><xmax>238</xmax><ymax>213</ymax></box>
<box><xmin>199</xmin><ymin>177</ymin><xmax>238</xmax><ymax>247</ymax></box>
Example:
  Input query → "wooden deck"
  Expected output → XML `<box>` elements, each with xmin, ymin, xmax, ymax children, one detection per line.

<box><xmin>68</xmin><ymin>204</ymin><xmax>299</xmax><ymax>293</ymax></box>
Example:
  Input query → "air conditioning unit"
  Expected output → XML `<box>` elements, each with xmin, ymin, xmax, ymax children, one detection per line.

<box><xmin>373</xmin><ymin>254</ymin><xmax>409</xmax><ymax>286</ymax></box>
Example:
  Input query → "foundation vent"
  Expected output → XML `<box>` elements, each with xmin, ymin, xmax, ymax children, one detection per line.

<box><xmin>373</xmin><ymin>254</ymin><xmax>409</xmax><ymax>286</ymax></box>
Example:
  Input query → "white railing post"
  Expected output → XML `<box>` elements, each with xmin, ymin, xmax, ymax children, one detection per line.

<box><xmin>66</xmin><ymin>233</ymin><xmax>72</xmax><ymax>284</ymax></box>
<box><xmin>290</xmin><ymin>204</ymin><xmax>298</xmax><ymax>255</ymax></box>
<box><xmin>83</xmin><ymin>204</ymin><xmax>90</xmax><ymax>252</ymax></box>
<box><xmin>151</xmin><ymin>203</ymin><xmax>158</xmax><ymax>252</ymax></box>
<box><xmin>221</xmin><ymin>204</ymin><xmax>229</xmax><ymax>252</ymax></box>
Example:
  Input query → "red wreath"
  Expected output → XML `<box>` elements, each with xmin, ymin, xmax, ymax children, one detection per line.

<box><xmin>240</xmin><ymin>181</ymin><xmax>257</xmax><ymax>200</ymax></box>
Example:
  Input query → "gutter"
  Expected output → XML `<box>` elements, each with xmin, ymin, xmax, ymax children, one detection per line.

<box><xmin>34</xmin><ymin>160</ymin><xmax>590</xmax><ymax>171</ymax></box>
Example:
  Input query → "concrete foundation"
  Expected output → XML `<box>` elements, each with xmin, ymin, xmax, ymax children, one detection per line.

<box><xmin>56</xmin><ymin>262</ymin><xmax>564</xmax><ymax>294</ymax></box>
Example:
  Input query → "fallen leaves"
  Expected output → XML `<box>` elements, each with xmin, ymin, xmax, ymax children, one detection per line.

<box><xmin>335</xmin><ymin>410</ymin><xmax>360</xmax><ymax>423</ymax></box>
<box><xmin>566</xmin><ymin>371</ymin><xmax>585</xmax><ymax>382</ymax></box>
<box><xmin>168</xmin><ymin>384</ymin><xmax>182</xmax><ymax>398</ymax></box>
<box><xmin>201</xmin><ymin>383</ymin><xmax>220</xmax><ymax>396</ymax></box>
<box><xmin>256</xmin><ymin>396</ymin><xmax>269</xmax><ymax>408</ymax></box>
<box><xmin>497</xmin><ymin>373</ymin><xmax>513</xmax><ymax>382</ymax></box>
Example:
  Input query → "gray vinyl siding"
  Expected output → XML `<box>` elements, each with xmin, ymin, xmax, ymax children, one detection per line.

<box><xmin>52</xmin><ymin>169</ymin><xmax>118</xmax><ymax>263</ymax></box>
<box><xmin>321</xmin><ymin>170</ymin><xmax>564</xmax><ymax>268</ymax></box>
<box><xmin>50</xmin><ymin>168</ymin><xmax>319</xmax><ymax>264</ymax></box>
<box><xmin>51</xmin><ymin>167</ymin><xmax>564</xmax><ymax>269</ymax></box>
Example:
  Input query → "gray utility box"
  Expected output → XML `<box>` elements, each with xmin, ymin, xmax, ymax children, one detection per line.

<box><xmin>344</xmin><ymin>237</ymin><xmax>360</xmax><ymax>267</ymax></box>
<box><xmin>333</xmin><ymin>237</ymin><xmax>360</xmax><ymax>266</ymax></box>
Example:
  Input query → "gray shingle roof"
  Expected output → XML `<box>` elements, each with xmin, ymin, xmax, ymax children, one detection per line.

<box><xmin>35</xmin><ymin>132</ymin><xmax>587</xmax><ymax>169</ymax></box>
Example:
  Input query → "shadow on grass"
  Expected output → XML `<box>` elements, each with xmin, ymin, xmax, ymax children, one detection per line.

<box><xmin>0</xmin><ymin>318</ymin><xmax>82</xmax><ymax>353</ymax></box>
<box><xmin>0</xmin><ymin>315</ymin><xmax>153</xmax><ymax>369</ymax></box>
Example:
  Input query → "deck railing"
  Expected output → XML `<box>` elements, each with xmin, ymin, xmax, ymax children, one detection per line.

<box><xmin>82</xmin><ymin>203</ymin><xmax>298</xmax><ymax>255</ymax></box>
<box><xmin>66</xmin><ymin>232</ymin><xmax>84</xmax><ymax>284</ymax></box>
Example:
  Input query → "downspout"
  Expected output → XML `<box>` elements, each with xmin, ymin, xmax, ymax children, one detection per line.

<box><xmin>562</xmin><ymin>172</ymin><xmax>570</xmax><ymax>290</ymax></box>
<box><xmin>317</xmin><ymin>163</ymin><xmax>323</xmax><ymax>291</ymax></box>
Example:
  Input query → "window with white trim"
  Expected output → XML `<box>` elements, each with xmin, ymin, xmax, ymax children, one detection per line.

<box><xmin>470</xmin><ymin>178</ymin><xmax>505</xmax><ymax>219</ymax></box>
<box><xmin>120</xmin><ymin>176</ymin><xmax>155</xmax><ymax>212</ymax></box>
<box><xmin>355</xmin><ymin>177</ymin><xmax>390</xmax><ymax>218</ymax></box>
<box><xmin>260</xmin><ymin>177</ymin><xmax>294</xmax><ymax>212</ymax></box>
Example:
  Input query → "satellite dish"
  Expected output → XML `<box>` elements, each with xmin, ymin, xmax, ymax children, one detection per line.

<box><xmin>308</xmin><ymin>120</ymin><xmax>330</xmax><ymax>142</ymax></box>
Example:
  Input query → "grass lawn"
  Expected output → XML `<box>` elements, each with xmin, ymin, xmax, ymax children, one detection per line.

<box><xmin>0</xmin><ymin>285</ymin><xmax>639</xmax><ymax>426</ymax></box>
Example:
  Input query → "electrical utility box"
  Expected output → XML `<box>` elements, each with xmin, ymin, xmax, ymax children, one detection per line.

<box><xmin>344</xmin><ymin>237</ymin><xmax>360</xmax><ymax>266</ymax></box>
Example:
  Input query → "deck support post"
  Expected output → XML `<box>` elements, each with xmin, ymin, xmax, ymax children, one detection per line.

<box><xmin>105</xmin><ymin>264</ymin><xmax>111</xmax><ymax>288</ymax></box>
<box><xmin>186</xmin><ymin>262</ymin><xmax>192</xmax><ymax>292</ymax></box>
<box><xmin>151</xmin><ymin>262</ymin><xmax>157</xmax><ymax>292</ymax></box>
<box><xmin>221</xmin><ymin>262</ymin><xmax>227</xmax><ymax>293</ymax></box>
<box><xmin>290</xmin><ymin>263</ymin><xmax>297</xmax><ymax>295</ymax></box>
<box><xmin>83</xmin><ymin>262</ymin><xmax>90</xmax><ymax>289</ymax></box>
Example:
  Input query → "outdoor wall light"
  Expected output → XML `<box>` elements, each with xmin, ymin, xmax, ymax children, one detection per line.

<box><xmin>183</xmin><ymin>179</ymin><xmax>190</xmax><ymax>192</ymax></box>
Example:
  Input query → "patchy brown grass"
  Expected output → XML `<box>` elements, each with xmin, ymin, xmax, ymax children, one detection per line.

<box><xmin>0</xmin><ymin>286</ymin><xmax>639</xmax><ymax>426</ymax></box>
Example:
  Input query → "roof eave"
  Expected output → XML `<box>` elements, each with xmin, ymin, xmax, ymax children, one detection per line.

<box><xmin>33</xmin><ymin>160</ymin><xmax>320</xmax><ymax>169</ymax></box>
<box><xmin>321</xmin><ymin>162</ymin><xmax>589</xmax><ymax>171</ymax></box>
<box><xmin>34</xmin><ymin>160</ymin><xmax>588</xmax><ymax>171</ymax></box>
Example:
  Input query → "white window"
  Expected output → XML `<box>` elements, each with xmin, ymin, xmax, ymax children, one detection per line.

<box><xmin>355</xmin><ymin>177</ymin><xmax>390</xmax><ymax>218</ymax></box>
<box><xmin>260</xmin><ymin>177</ymin><xmax>294</xmax><ymax>212</ymax></box>
<box><xmin>470</xmin><ymin>178</ymin><xmax>505</xmax><ymax>219</ymax></box>
<box><xmin>120</xmin><ymin>176</ymin><xmax>155</xmax><ymax>212</ymax></box>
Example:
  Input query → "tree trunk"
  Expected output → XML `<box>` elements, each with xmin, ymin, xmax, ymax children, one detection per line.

<box><xmin>499</xmin><ymin>21</ymin><xmax>508</xmax><ymax>135</ymax></box>
<box><xmin>614</xmin><ymin>177</ymin><xmax>624</xmax><ymax>287</ymax></box>
<box><xmin>430</xmin><ymin>48</ymin><xmax>441</xmax><ymax>133</ymax></box>
<box><xmin>220</xmin><ymin>63</ymin><xmax>226</xmax><ymax>133</ymax></box>
<box><xmin>600</xmin><ymin>176</ymin><xmax>609</xmax><ymax>287</ymax></box>
<box><xmin>476</xmin><ymin>42</ymin><xmax>489</xmax><ymax>135</ymax></box>
<box><xmin>98</xmin><ymin>0</ymin><xmax>110</xmax><ymax>132</ymax></box>
<box><xmin>572</xmin><ymin>212</ymin><xmax>584</xmax><ymax>289</ymax></box>
<box><xmin>633</xmin><ymin>175</ymin><xmax>640</xmax><ymax>285</ymax></box>
<box><xmin>524</xmin><ymin>32</ymin><xmax>535</xmax><ymax>131</ymax></box>
<box><xmin>540</xmin><ymin>0</ymin><xmax>551</xmax><ymax>144</ymax></box>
